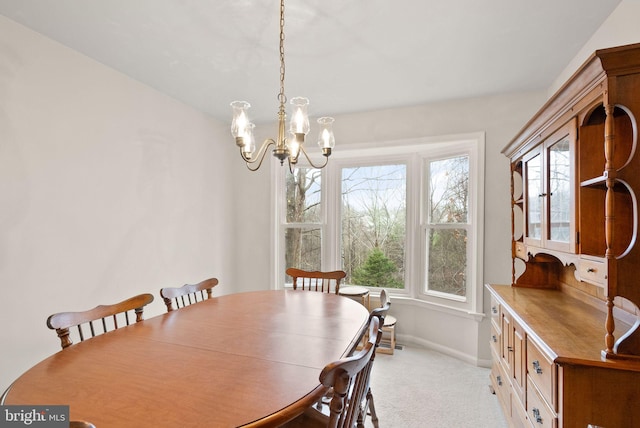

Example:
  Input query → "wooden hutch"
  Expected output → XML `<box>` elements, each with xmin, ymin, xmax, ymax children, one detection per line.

<box><xmin>487</xmin><ymin>43</ymin><xmax>640</xmax><ymax>428</ymax></box>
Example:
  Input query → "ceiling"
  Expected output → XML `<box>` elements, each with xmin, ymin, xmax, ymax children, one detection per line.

<box><xmin>0</xmin><ymin>0</ymin><xmax>622</xmax><ymax>123</ymax></box>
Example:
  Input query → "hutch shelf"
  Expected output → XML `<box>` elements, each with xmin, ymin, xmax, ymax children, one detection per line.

<box><xmin>488</xmin><ymin>43</ymin><xmax>640</xmax><ymax>428</ymax></box>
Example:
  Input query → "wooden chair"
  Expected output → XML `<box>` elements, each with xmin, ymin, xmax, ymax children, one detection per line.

<box><xmin>283</xmin><ymin>316</ymin><xmax>382</xmax><ymax>428</ymax></box>
<box><xmin>371</xmin><ymin>289</ymin><xmax>390</xmax><ymax>319</ymax></box>
<box><xmin>358</xmin><ymin>289</ymin><xmax>391</xmax><ymax>428</ymax></box>
<box><xmin>286</xmin><ymin>268</ymin><xmax>346</xmax><ymax>294</ymax></box>
<box><xmin>46</xmin><ymin>293</ymin><xmax>155</xmax><ymax>349</ymax></box>
<box><xmin>69</xmin><ymin>422</ymin><xmax>96</xmax><ymax>428</ymax></box>
<box><xmin>0</xmin><ymin>383</ymin><xmax>12</xmax><ymax>405</ymax></box>
<box><xmin>159</xmin><ymin>277</ymin><xmax>219</xmax><ymax>312</ymax></box>
<box><xmin>367</xmin><ymin>288</ymin><xmax>396</xmax><ymax>354</ymax></box>
<box><xmin>379</xmin><ymin>302</ymin><xmax>397</xmax><ymax>356</ymax></box>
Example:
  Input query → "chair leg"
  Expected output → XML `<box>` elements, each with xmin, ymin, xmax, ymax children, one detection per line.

<box><xmin>358</xmin><ymin>387</ymin><xmax>379</xmax><ymax>428</ymax></box>
<box><xmin>379</xmin><ymin>323</ymin><xmax>396</xmax><ymax>354</ymax></box>
<box><xmin>367</xmin><ymin>388</ymin><xmax>380</xmax><ymax>428</ymax></box>
<box><xmin>357</xmin><ymin>409</ymin><xmax>365</xmax><ymax>428</ymax></box>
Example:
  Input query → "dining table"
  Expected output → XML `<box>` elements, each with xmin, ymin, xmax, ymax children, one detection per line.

<box><xmin>2</xmin><ymin>290</ymin><xmax>370</xmax><ymax>427</ymax></box>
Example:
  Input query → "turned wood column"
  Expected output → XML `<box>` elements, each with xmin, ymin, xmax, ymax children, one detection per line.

<box><xmin>604</xmin><ymin>102</ymin><xmax>616</xmax><ymax>355</ymax></box>
<box><xmin>510</xmin><ymin>162</ymin><xmax>517</xmax><ymax>285</ymax></box>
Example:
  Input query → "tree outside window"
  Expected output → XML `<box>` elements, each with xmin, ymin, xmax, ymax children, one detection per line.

<box><xmin>285</xmin><ymin>167</ymin><xmax>322</xmax><ymax>276</ymax></box>
<box><xmin>341</xmin><ymin>165</ymin><xmax>406</xmax><ymax>288</ymax></box>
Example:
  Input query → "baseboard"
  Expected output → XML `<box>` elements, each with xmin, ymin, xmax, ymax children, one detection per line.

<box><xmin>396</xmin><ymin>333</ymin><xmax>492</xmax><ymax>368</ymax></box>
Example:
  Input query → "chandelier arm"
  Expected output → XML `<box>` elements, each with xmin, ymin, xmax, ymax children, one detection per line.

<box><xmin>298</xmin><ymin>145</ymin><xmax>329</xmax><ymax>169</ymax></box>
<box><xmin>287</xmin><ymin>157</ymin><xmax>295</xmax><ymax>175</ymax></box>
<box><xmin>241</xmin><ymin>139</ymin><xmax>276</xmax><ymax>171</ymax></box>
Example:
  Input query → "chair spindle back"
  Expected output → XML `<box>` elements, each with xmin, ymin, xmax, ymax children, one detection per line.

<box><xmin>47</xmin><ymin>293</ymin><xmax>155</xmax><ymax>349</ymax></box>
<box><xmin>160</xmin><ymin>277</ymin><xmax>219</xmax><ymax>312</ymax></box>
<box><xmin>322</xmin><ymin>316</ymin><xmax>381</xmax><ymax>428</ymax></box>
<box><xmin>286</xmin><ymin>268</ymin><xmax>346</xmax><ymax>294</ymax></box>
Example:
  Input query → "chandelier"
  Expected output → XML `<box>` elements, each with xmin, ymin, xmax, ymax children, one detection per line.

<box><xmin>230</xmin><ymin>0</ymin><xmax>335</xmax><ymax>172</ymax></box>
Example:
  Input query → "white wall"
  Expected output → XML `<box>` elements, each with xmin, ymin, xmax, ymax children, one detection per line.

<box><xmin>550</xmin><ymin>0</ymin><xmax>640</xmax><ymax>95</ymax></box>
<box><xmin>230</xmin><ymin>137</ymin><xmax>275</xmax><ymax>294</ymax></box>
<box><xmin>0</xmin><ymin>16</ymin><xmax>236</xmax><ymax>390</ymax></box>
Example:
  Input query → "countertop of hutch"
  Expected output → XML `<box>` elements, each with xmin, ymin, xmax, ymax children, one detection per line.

<box><xmin>487</xmin><ymin>284</ymin><xmax>640</xmax><ymax>372</ymax></box>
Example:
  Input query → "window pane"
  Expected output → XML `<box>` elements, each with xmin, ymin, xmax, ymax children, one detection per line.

<box><xmin>341</xmin><ymin>165</ymin><xmax>406</xmax><ymax>288</ymax></box>
<box><xmin>428</xmin><ymin>156</ymin><xmax>469</xmax><ymax>223</ymax></box>
<box><xmin>548</xmin><ymin>139</ymin><xmax>571</xmax><ymax>242</ymax></box>
<box><xmin>427</xmin><ymin>228</ymin><xmax>467</xmax><ymax>297</ymax></box>
<box><xmin>285</xmin><ymin>227</ymin><xmax>321</xmax><ymax>278</ymax></box>
<box><xmin>526</xmin><ymin>153</ymin><xmax>542</xmax><ymax>240</ymax></box>
<box><xmin>286</xmin><ymin>168</ymin><xmax>321</xmax><ymax>223</ymax></box>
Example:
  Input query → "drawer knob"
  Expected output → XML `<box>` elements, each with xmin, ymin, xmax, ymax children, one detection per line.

<box><xmin>532</xmin><ymin>408</ymin><xmax>543</xmax><ymax>424</ymax></box>
<box><xmin>532</xmin><ymin>360</ymin><xmax>543</xmax><ymax>374</ymax></box>
<box><xmin>587</xmin><ymin>268</ymin><xmax>596</xmax><ymax>273</ymax></box>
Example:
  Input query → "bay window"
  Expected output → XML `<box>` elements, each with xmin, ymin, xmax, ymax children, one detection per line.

<box><xmin>275</xmin><ymin>133</ymin><xmax>484</xmax><ymax>314</ymax></box>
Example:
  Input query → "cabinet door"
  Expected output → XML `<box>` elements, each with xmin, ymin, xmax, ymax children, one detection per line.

<box><xmin>523</xmin><ymin>119</ymin><xmax>577</xmax><ymax>253</ymax></box>
<box><xmin>512</xmin><ymin>317</ymin><xmax>526</xmax><ymax>403</ymax></box>
<box><xmin>524</xmin><ymin>147</ymin><xmax>543</xmax><ymax>247</ymax></box>
<box><xmin>546</xmin><ymin>124</ymin><xmax>575</xmax><ymax>252</ymax></box>
<box><xmin>501</xmin><ymin>311</ymin><xmax>512</xmax><ymax>372</ymax></box>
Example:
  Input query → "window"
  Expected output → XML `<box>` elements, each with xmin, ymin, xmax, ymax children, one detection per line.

<box><xmin>342</xmin><ymin>164</ymin><xmax>406</xmax><ymax>289</ymax></box>
<box><xmin>283</xmin><ymin>167</ymin><xmax>323</xmax><ymax>271</ymax></box>
<box><xmin>425</xmin><ymin>155</ymin><xmax>469</xmax><ymax>299</ymax></box>
<box><xmin>275</xmin><ymin>133</ymin><xmax>484</xmax><ymax>314</ymax></box>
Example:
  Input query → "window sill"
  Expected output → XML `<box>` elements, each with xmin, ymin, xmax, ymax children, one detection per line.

<box><xmin>373</xmin><ymin>293</ymin><xmax>486</xmax><ymax>322</ymax></box>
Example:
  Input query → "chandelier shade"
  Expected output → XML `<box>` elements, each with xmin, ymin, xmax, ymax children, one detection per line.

<box><xmin>317</xmin><ymin>117</ymin><xmax>335</xmax><ymax>154</ymax></box>
<box><xmin>230</xmin><ymin>0</ymin><xmax>334</xmax><ymax>172</ymax></box>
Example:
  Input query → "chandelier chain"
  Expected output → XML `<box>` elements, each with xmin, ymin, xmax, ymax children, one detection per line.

<box><xmin>278</xmin><ymin>0</ymin><xmax>286</xmax><ymax>107</ymax></box>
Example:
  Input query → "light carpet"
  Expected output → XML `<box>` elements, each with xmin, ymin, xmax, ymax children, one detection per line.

<box><xmin>365</xmin><ymin>345</ymin><xmax>508</xmax><ymax>428</ymax></box>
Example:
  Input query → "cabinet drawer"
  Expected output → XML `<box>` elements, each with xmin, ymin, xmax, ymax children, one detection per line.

<box><xmin>526</xmin><ymin>337</ymin><xmax>555</xmax><ymax>410</ymax></box>
<box><xmin>490</xmin><ymin>296</ymin><xmax>500</xmax><ymax>327</ymax></box>
<box><xmin>526</xmin><ymin>377</ymin><xmax>557</xmax><ymax>428</ymax></box>
<box><xmin>576</xmin><ymin>257</ymin><xmax>607</xmax><ymax>287</ymax></box>
<box><xmin>490</xmin><ymin>322</ymin><xmax>500</xmax><ymax>356</ymax></box>
<box><xmin>515</xmin><ymin>241</ymin><xmax>527</xmax><ymax>260</ymax></box>
<box><xmin>491</xmin><ymin>360</ymin><xmax>511</xmax><ymax>417</ymax></box>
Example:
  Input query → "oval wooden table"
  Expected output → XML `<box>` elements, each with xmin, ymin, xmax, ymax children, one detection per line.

<box><xmin>3</xmin><ymin>290</ymin><xmax>369</xmax><ymax>427</ymax></box>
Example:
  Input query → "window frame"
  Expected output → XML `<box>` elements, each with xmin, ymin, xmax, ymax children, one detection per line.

<box><xmin>332</xmin><ymin>156</ymin><xmax>410</xmax><ymax>293</ymax></box>
<box><xmin>273</xmin><ymin>132</ymin><xmax>485</xmax><ymax>315</ymax></box>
